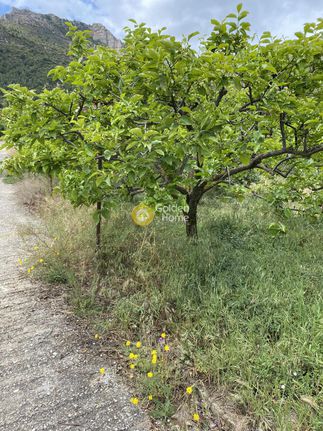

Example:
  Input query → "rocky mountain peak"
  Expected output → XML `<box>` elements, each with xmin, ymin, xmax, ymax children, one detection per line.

<box><xmin>90</xmin><ymin>22</ymin><xmax>122</xmax><ymax>49</ymax></box>
<box><xmin>0</xmin><ymin>8</ymin><xmax>122</xmax><ymax>92</ymax></box>
<box><xmin>0</xmin><ymin>8</ymin><xmax>122</xmax><ymax>48</ymax></box>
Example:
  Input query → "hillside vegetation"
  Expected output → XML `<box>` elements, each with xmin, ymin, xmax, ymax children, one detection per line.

<box><xmin>0</xmin><ymin>8</ymin><xmax>121</xmax><ymax>93</ymax></box>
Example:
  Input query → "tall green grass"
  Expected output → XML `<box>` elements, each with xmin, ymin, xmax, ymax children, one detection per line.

<box><xmin>31</xmin><ymin>196</ymin><xmax>322</xmax><ymax>430</ymax></box>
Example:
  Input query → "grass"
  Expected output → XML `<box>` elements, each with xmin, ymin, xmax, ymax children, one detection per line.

<box><xmin>24</xmin><ymin>194</ymin><xmax>323</xmax><ymax>430</ymax></box>
<box><xmin>2</xmin><ymin>173</ymin><xmax>20</xmax><ymax>184</ymax></box>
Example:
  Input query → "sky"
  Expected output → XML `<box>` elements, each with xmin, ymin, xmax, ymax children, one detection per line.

<box><xmin>0</xmin><ymin>0</ymin><xmax>322</xmax><ymax>42</ymax></box>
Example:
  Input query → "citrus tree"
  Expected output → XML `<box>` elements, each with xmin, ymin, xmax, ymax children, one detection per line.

<box><xmin>1</xmin><ymin>5</ymin><xmax>322</xmax><ymax>238</ymax></box>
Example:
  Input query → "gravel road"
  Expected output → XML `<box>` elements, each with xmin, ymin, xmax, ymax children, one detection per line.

<box><xmin>0</xmin><ymin>149</ymin><xmax>151</xmax><ymax>431</ymax></box>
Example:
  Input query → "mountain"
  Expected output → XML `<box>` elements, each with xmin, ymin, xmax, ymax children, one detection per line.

<box><xmin>0</xmin><ymin>8</ymin><xmax>122</xmax><ymax>92</ymax></box>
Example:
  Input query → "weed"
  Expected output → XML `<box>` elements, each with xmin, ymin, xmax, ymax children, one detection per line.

<box><xmin>25</xmin><ymin>195</ymin><xmax>323</xmax><ymax>430</ymax></box>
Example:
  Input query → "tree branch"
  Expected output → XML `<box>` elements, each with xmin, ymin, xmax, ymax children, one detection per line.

<box><xmin>204</xmin><ymin>145</ymin><xmax>323</xmax><ymax>192</ymax></box>
<box><xmin>285</xmin><ymin>122</ymin><xmax>298</xmax><ymax>147</ymax></box>
<box><xmin>215</xmin><ymin>87</ymin><xmax>227</xmax><ymax>107</ymax></box>
<box><xmin>175</xmin><ymin>185</ymin><xmax>189</xmax><ymax>196</ymax></box>
<box><xmin>177</xmin><ymin>155</ymin><xmax>190</xmax><ymax>176</ymax></box>
<box><xmin>279</xmin><ymin>112</ymin><xmax>287</xmax><ymax>150</ymax></box>
<box><xmin>44</xmin><ymin>103</ymin><xmax>69</xmax><ymax>118</ymax></box>
<box><xmin>62</xmin><ymin>131</ymin><xmax>85</xmax><ymax>141</ymax></box>
<box><xmin>238</xmin><ymin>60</ymin><xmax>295</xmax><ymax>113</ymax></box>
<box><xmin>75</xmin><ymin>95</ymin><xmax>86</xmax><ymax>118</ymax></box>
<box><xmin>257</xmin><ymin>163</ymin><xmax>295</xmax><ymax>179</ymax></box>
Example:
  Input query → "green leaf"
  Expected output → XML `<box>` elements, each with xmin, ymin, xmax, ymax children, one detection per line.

<box><xmin>126</xmin><ymin>141</ymin><xmax>138</xmax><ymax>151</ymax></box>
<box><xmin>241</xmin><ymin>22</ymin><xmax>250</xmax><ymax>30</ymax></box>
<box><xmin>179</xmin><ymin>116</ymin><xmax>192</xmax><ymax>126</ymax></box>
<box><xmin>238</xmin><ymin>11</ymin><xmax>249</xmax><ymax>20</ymax></box>
<box><xmin>155</xmin><ymin>149</ymin><xmax>165</xmax><ymax>156</ymax></box>
<box><xmin>239</xmin><ymin>153</ymin><xmax>250</xmax><ymax>165</ymax></box>
<box><xmin>101</xmin><ymin>207</ymin><xmax>110</xmax><ymax>218</ymax></box>
<box><xmin>211</xmin><ymin>19</ymin><xmax>220</xmax><ymax>26</ymax></box>
<box><xmin>96</xmin><ymin>176</ymin><xmax>105</xmax><ymax>187</ymax></box>
<box><xmin>188</xmin><ymin>31</ymin><xmax>200</xmax><ymax>41</ymax></box>
<box><xmin>237</xmin><ymin>3</ymin><xmax>243</xmax><ymax>13</ymax></box>
<box><xmin>262</xmin><ymin>63</ymin><xmax>277</xmax><ymax>74</ymax></box>
<box><xmin>268</xmin><ymin>222</ymin><xmax>287</xmax><ymax>235</ymax></box>
<box><xmin>130</xmin><ymin>128</ymin><xmax>143</xmax><ymax>137</ymax></box>
<box><xmin>93</xmin><ymin>211</ymin><xmax>100</xmax><ymax>224</ymax></box>
<box><xmin>295</xmin><ymin>32</ymin><xmax>303</xmax><ymax>39</ymax></box>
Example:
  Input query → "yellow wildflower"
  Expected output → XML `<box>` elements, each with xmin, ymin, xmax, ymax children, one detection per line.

<box><xmin>27</xmin><ymin>268</ymin><xmax>31</xmax><ymax>274</ymax></box>
<box><xmin>136</xmin><ymin>341</ymin><xmax>141</xmax><ymax>348</ymax></box>
<box><xmin>125</xmin><ymin>340</ymin><xmax>131</xmax><ymax>347</ymax></box>
<box><xmin>129</xmin><ymin>352</ymin><xmax>136</xmax><ymax>359</ymax></box>
<box><xmin>99</xmin><ymin>367</ymin><xmax>105</xmax><ymax>375</ymax></box>
<box><xmin>17</xmin><ymin>258</ymin><xmax>23</xmax><ymax>266</ymax></box>
<box><xmin>193</xmin><ymin>413</ymin><xmax>200</xmax><ymax>422</ymax></box>
<box><xmin>130</xmin><ymin>363</ymin><xmax>136</xmax><ymax>369</ymax></box>
<box><xmin>147</xmin><ymin>372</ymin><xmax>154</xmax><ymax>378</ymax></box>
<box><xmin>151</xmin><ymin>354</ymin><xmax>157</xmax><ymax>365</ymax></box>
<box><xmin>186</xmin><ymin>386</ymin><xmax>193</xmax><ymax>395</ymax></box>
<box><xmin>148</xmin><ymin>394</ymin><xmax>153</xmax><ymax>401</ymax></box>
<box><xmin>130</xmin><ymin>397</ymin><xmax>139</xmax><ymax>405</ymax></box>
<box><xmin>161</xmin><ymin>332</ymin><xmax>166</xmax><ymax>339</ymax></box>
<box><xmin>164</xmin><ymin>345</ymin><xmax>170</xmax><ymax>352</ymax></box>
<box><xmin>151</xmin><ymin>350</ymin><xmax>157</xmax><ymax>355</ymax></box>
<box><xmin>38</xmin><ymin>258</ymin><xmax>44</xmax><ymax>263</ymax></box>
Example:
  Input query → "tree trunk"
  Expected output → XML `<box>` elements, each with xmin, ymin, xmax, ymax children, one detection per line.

<box><xmin>96</xmin><ymin>200</ymin><xmax>102</xmax><ymax>249</ymax></box>
<box><xmin>186</xmin><ymin>205</ymin><xmax>198</xmax><ymax>238</ymax></box>
<box><xmin>185</xmin><ymin>188</ymin><xmax>203</xmax><ymax>238</ymax></box>
<box><xmin>96</xmin><ymin>154</ymin><xmax>103</xmax><ymax>250</ymax></box>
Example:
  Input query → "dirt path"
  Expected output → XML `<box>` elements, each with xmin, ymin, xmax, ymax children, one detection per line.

<box><xmin>0</xmin><ymin>150</ymin><xmax>151</xmax><ymax>431</ymax></box>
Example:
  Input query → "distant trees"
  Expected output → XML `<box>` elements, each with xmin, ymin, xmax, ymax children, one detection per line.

<box><xmin>1</xmin><ymin>5</ymin><xmax>322</xmax><ymax>239</ymax></box>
